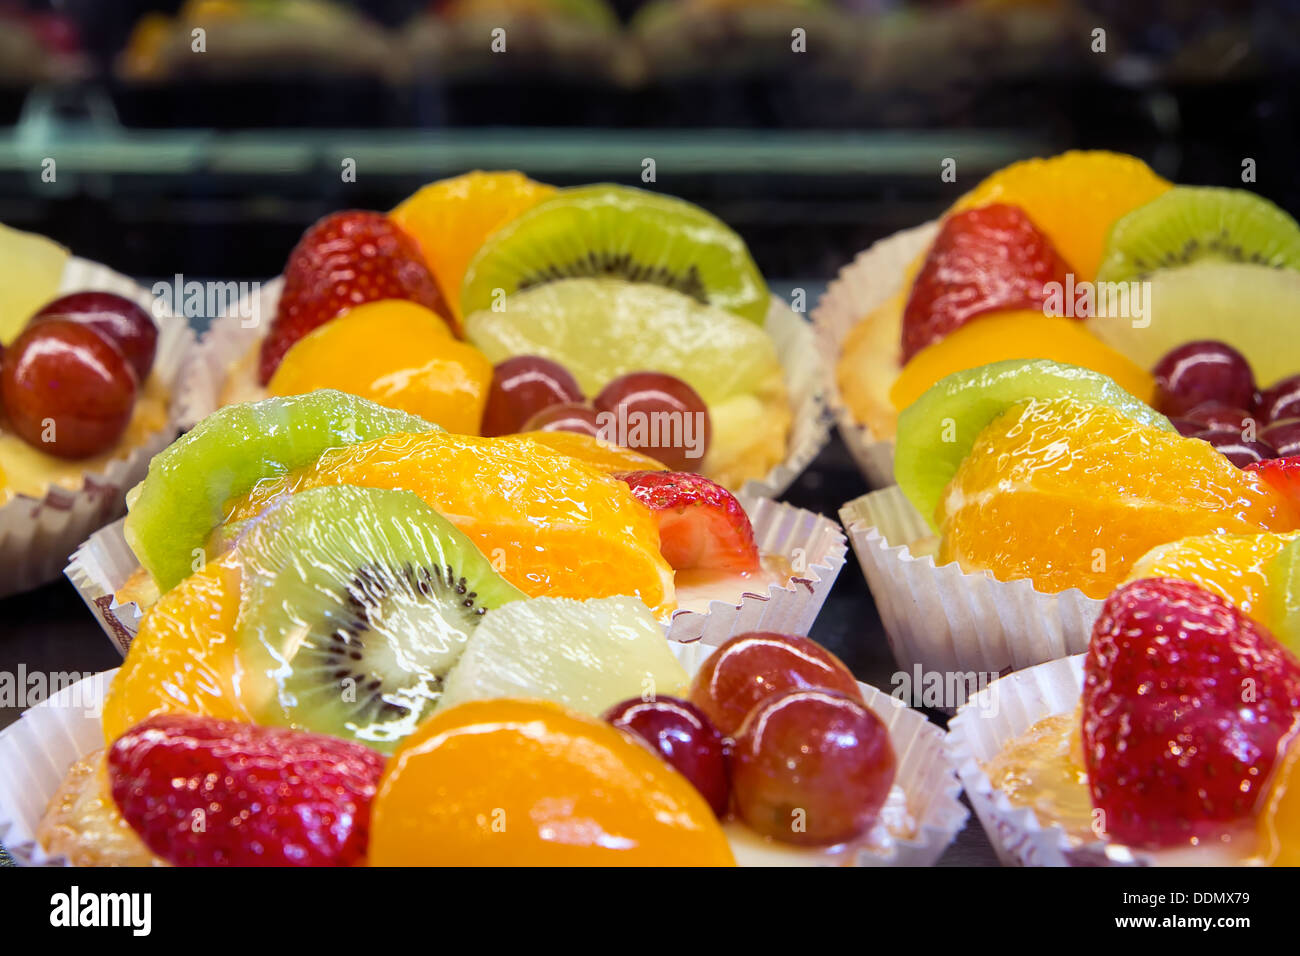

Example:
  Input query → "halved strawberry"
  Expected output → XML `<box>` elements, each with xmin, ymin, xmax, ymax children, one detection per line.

<box><xmin>1083</xmin><ymin>577</ymin><xmax>1300</xmax><ymax>850</ymax></box>
<box><xmin>258</xmin><ymin>210</ymin><xmax>449</xmax><ymax>384</ymax></box>
<box><xmin>901</xmin><ymin>203</ymin><xmax>1075</xmax><ymax>363</ymax></box>
<box><xmin>616</xmin><ymin>471</ymin><xmax>760</xmax><ymax>574</ymax></box>
<box><xmin>1246</xmin><ymin>455</ymin><xmax>1300</xmax><ymax>506</ymax></box>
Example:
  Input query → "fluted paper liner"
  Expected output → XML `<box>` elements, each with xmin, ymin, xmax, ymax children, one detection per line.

<box><xmin>945</xmin><ymin>654</ymin><xmax>1154</xmax><ymax>867</ymax></box>
<box><xmin>176</xmin><ymin>282</ymin><xmax>831</xmax><ymax>500</ymax></box>
<box><xmin>3</xmin><ymin>649</ymin><xmax>965</xmax><ymax>866</ymax></box>
<box><xmin>840</xmin><ymin>486</ymin><xmax>1101</xmax><ymax>677</ymax></box>
<box><xmin>0</xmin><ymin>259</ymin><xmax>194</xmax><ymax>597</ymax></box>
<box><xmin>811</xmin><ymin>221</ymin><xmax>939</xmax><ymax>487</ymax></box>
<box><xmin>67</xmin><ymin>493</ymin><xmax>847</xmax><ymax>656</ymax></box>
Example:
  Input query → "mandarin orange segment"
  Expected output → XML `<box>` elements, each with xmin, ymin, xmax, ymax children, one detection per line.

<box><xmin>369</xmin><ymin>698</ymin><xmax>736</xmax><ymax>866</ymax></box>
<box><xmin>266</xmin><ymin>301</ymin><xmax>491</xmax><ymax>435</ymax></box>
<box><xmin>949</xmin><ymin>151</ymin><xmax>1172</xmax><ymax>281</ymax></box>
<box><xmin>101</xmin><ymin>555</ymin><xmax>248</xmax><ymax>745</ymax></box>
<box><xmin>1261</xmin><ymin>732</ymin><xmax>1300</xmax><ymax>865</ymax></box>
<box><xmin>389</xmin><ymin>171</ymin><xmax>556</xmax><ymax>330</ymax></box>
<box><xmin>520</xmin><ymin>430</ymin><xmax>667</xmax><ymax>475</ymax></box>
<box><xmin>890</xmin><ymin>312</ymin><xmax>1157</xmax><ymax>413</ymax></box>
<box><xmin>938</xmin><ymin>398</ymin><xmax>1300</xmax><ymax>598</ymax></box>
<box><xmin>221</xmin><ymin>432</ymin><xmax>676</xmax><ymax>616</ymax></box>
<box><xmin>1127</xmin><ymin>532</ymin><xmax>1300</xmax><ymax>627</ymax></box>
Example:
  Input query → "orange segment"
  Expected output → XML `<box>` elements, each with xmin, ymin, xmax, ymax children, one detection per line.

<box><xmin>390</xmin><ymin>171</ymin><xmax>556</xmax><ymax>330</ymax></box>
<box><xmin>267</xmin><ymin>301</ymin><xmax>492</xmax><ymax>435</ymax></box>
<box><xmin>370</xmin><ymin>698</ymin><xmax>735</xmax><ymax>866</ymax></box>
<box><xmin>101</xmin><ymin>556</ymin><xmax>248</xmax><ymax>745</ymax></box>
<box><xmin>890</xmin><ymin>312</ymin><xmax>1157</xmax><ymax>413</ymax></box>
<box><xmin>1127</xmin><ymin>532</ymin><xmax>1300</xmax><ymax>628</ymax></box>
<box><xmin>520</xmin><ymin>430</ymin><xmax>668</xmax><ymax>475</ymax></box>
<box><xmin>950</xmin><ymin>151</ymin><xmax>1172</xmax><ymax>281</ymax></box>
<box><xmin>1260</xmin><ymin>731</ymin><xmax>1300</xmax><ymax>865</ymax></box>
<box><xmin>938</xmin><ymin>398</ymin><xmax>1300</xmax><ymax>598</ymax></box>
<box><xmin>222</xmin><ymin>432</ymin><xmax>676</xmax><ymax>616</ymax></box>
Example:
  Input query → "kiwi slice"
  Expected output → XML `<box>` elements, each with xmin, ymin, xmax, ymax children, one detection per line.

<box><xmin>460</xmin><ymin>184</ymin><xmax>769</xmax><ymax>325</ymax></box>
<box><xmin>125</xmin><ymin>390</ymin><xmax>438</xmax><ymax>594</ymax></box>
<box><xmin>236</xmin><ymin>485</ymin><xmax>525</xmax><ymax>753</ymax></box>
<box><xmin>1096</xmin><ymin>187</ymin><xmax>1300</xmax><ymax>284</ymax></box>
<box><xmin>894</xmin><ymin>359</ymin><xmax>1173</xmax><ymax>531</ymax></box>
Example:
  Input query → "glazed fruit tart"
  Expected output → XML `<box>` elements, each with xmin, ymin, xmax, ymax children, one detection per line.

<box><xmin>180</xmin><ymin>172</ymin><xmax>829</xmax><ymax>500</ymax></box>
<box><xmin>948</xmin><ymin>527</ymin><xmax>1300</xmax><ymax>865</ymax></box>
<box><xmin>817</xmin><ymin>149</ymin><xmax>1300</xmax><ymax>487</ymax></box>
<box><xmin>839</xmin><ymin>358</ymin><xmax>1300</xmax><ymax>678</ymax></box>
<box><xmin>1</xmin><ymin>442</ymin><xmax>963</xmax><ymax>865</ymax></box>
<box><xmin>68</xmin><ymin>390</ymin><xmax>844</xmax><ymax>654</ymax></box>
<box><xmin>0</xmin><ymin>224</ymin><xmax>193</xmax><ymax>596</ymax></box>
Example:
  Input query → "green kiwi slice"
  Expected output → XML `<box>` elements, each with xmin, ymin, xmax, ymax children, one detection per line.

<box><xmin>124</xmin><ymin>390</ymin><xmax>439</xmax><ymax>595</ymax></box>
<box><xmin>460</xmin><ymin>184</ymin><xmax>770</xmax><ymax>325</ymax></box>
<box><xmin>1096</xmin><ymin>186</ymin><xmax>1300</xmax><ymax>284</ymax></box>
<box><xmin>235</xmin><ymin>484</ymin><xmax>525</xmax><ymax>753</ymax></box>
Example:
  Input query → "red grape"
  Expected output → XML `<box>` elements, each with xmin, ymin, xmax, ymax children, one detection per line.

<box><xmin>593</xmin><ymin>371</ymin><xmax>711</xmax><ymax>472</ymax></box>
<box><xmin>480</xmin><ymin>355</ymin><xmax>583</xmax><ymax>437</ymax></box>
<box><xmin>31</xmin><ymin>291</ymin><xmax>158</xmax><ymax>382</ymax></box>
<box><xmin>1196</xmin><ymin>430</ymin><xmax>1275</xmax><ymax>468</ymax></box>
<box><xmin>1</xmin><ymin>319</ymin><xmax>137</xmax><ymax>458</ymax></box>
<box><xmin>1182</xmin><ymin>401</ymin><xmax>1257</xmax><ymax>434</ymax></box>
<box><xmin>688</xmin><ymin>632</ymin><xmax>863</xmax><ymax>737</ymax></box>
<box><xmin>604</xmin><ymin>696</ymin><xmax>730</xmax><ymax>817</ymax></box>
<box><xmin>1258</xmin><ymin>375</ymin><xmax>1300</xmax><ymax>425</ymax></box>
<box><xmin>1262</xmin><ymin>419</ymin><xmax>1300</xmax><ymax>458</ymax></box>
<box><xmin>1152</xmin><ymin>341</ymin><xmax>1256</xmax><ymax>418</ymax></box>
<box><xmin>730</xmin><ymin>688</ymin><xmax>896</xmax><ymax>846</ymax></box>
<box><xmin>521</xmin><ymin>401</ymin><xmax>602</xmax><ymax>439</ymax></box>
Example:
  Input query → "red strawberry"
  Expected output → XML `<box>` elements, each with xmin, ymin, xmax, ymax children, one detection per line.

<box><xmin>901</xmin><ymin>203</ymin><xmax>1075</xmax><ymax>362</ymax></box>
<box><xmin>108</xmin><ymin>714</ymin><xmax>384</xmax><ymax>867</ymax></box>
<box><xmin>258</xmin><ymin>210</ymin><xmax>448</xmax><ymax>384</ymax></box>
<box><xmin>1246</xmin><ymin>455</ymin><xmax>1300</xmax><ymax>506</ymax></box>
<box><xmin>616</xmin><ymin>470</ymin><xmax>760</xmax><ymax>573</ymax></box>
<box><xmin>1083</xmin><ymin>577</ymin><xmax>1300</xmax><ymax>850</ymax></box>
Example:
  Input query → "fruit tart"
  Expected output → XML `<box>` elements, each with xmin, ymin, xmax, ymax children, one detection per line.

<box><xmin>818</xmin><ymin>151</ymin><xmax>1300</xmax><ymax>488</ymax></box>
<box><xmin>12</xmin><ymin>468</ymin><xmax>956</xmax><ymax>865</ymax></box>
<box><xmin>839</xmin><ymin>357</ymin><xmax>1300</xmax><ymax>679</ymax></box>
<box><xmin>0</xmin><ymin>224</ymin><xmax>191</xmax><ymax>596</ymax></box>
<box><xmin>949</xmin><ymin>544</ymin><xmax>1300</xmax><ymax>865</ymax></box>
<box><xmin>67</xmin><ymin>390</ymin><xmax>844</xmax><ymax>653</ymax></box>
<box><xmin>186</xmin><ymin>171</ymin><xmax>827</xmax><ymax>498</ymax></box>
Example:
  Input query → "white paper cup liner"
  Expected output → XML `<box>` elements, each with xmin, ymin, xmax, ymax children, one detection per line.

<box><xmin>67</xmin><ymin>493</ymin><xmax>846</xmax><ymax>657</ymax></box>
<box><xmin>811</xmin><ymin>221</ymin><xmax>939</xmax><ymax>488</ymax></box>
<box><xmin>945</xmin><ymin>654</ymin><xmax>1156</xmax><ymax>867</ymax></box>
<box><xmin>0</xmin><ymin>258</ymin><xmax>194</xmax><ymax>597</ymax></box>
<box><xmin>177</xmin><ymin>283</ymin><xmax>830</xmax><ymax>499</ymax></box>
<box><xmin>3</xmin><ymin>647</ymin><xmax>965</xmax><ymax>867</ymax></box>
<box><xmin>840</xmin><ymin>486</ymin><xmax>1101</xmax><ymax>678</ymax></box>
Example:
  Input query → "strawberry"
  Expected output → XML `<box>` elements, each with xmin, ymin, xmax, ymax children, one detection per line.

<box><xmin>258</xmin><ymin>210</ymin><xmax>448</xmax><ymax>384</ymax></box>
<box><xmin>901</xmin><ymin>203</ymin><xmax>1075</xmax><ymax>363</ymax></box>
<box><xmin>108</xmin><ymin>713</ymin><xmax>384</xmax><ymax>867</ymax></box>
<box><xmin>1083</xmin><ymin>577</ymin><xmax>1300</xmax><ymax>850</ymax></box>
<box><xmin>1246</xmin><ymin>455</ymin><xmax>1300</xmax><ymax>506</ymax></box>
<box><xmin>616</xmin><ymin>470</ymin><xmax>760</xmax><ymax>573</ymax></box>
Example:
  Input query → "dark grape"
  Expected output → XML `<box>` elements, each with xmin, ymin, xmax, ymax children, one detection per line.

<box><xmin>481</xmin><ymin>355</ymin><xmax>583</xmax><ymax>437</ymax></box>
<box><xmin>605</xmin><ymin>696</ymin><xmax>730</xmax><ymax>817</ymax></box>
<box><xmin>730</xmin><ymin>688</ymin><xmax>896</xmax><ymax>847</ymax></box>
<box><xmin>593</xmin><ymin>371</ymin><xmax>711</xmax><ymax>472</ymax></box>
<box><xmin>1261</xmin><ymin>419</ymin><xmax>1300</xmax><ymax>458</ymax></box>
<box><xmin>521</xmin><ymin>401</ymin><xmax>602</xmax><ymax>439</ymax></box>
<box><xmin>1258</xmin><ymin>375</ymin><xmax>1300</xmax><ymax>425</ymax></box>
<box><xmin>1152</xmin><ymin>341</ymin><xmax>1256</xmax><ymax>418</ymax></box>
<box><xmin>31</xmin><ymin>291</ymin><xmax>158</xmax><ymax>382</ymax></box>
<box><xmin>1</xmin><ymin>319</ymin><xmax>137</xmax><ymax>458</ymax></box>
